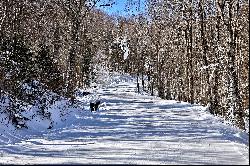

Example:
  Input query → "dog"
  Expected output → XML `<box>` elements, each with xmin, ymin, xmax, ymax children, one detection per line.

<box><xmin>90</xmin><ymin>100</ymin><xmax>101</xmax><ymax>112</ymax></box>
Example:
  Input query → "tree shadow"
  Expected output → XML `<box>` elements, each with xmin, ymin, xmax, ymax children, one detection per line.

<box><xmin>1</xmin><ymin>83</ymin><xmax>248</xmax><ymax>164</ymax></box>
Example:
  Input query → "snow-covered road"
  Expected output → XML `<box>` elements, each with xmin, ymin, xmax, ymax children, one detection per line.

<box><xmin>0</xmin><ymin>74</ymin><xmax>249</xmax><ymax>165</ymax></box>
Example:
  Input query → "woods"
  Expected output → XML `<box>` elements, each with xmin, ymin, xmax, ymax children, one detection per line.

<box><xmin>0</xmin><ymin>0</ymin><xmax>248</xmax><ymax>130</ymax></box>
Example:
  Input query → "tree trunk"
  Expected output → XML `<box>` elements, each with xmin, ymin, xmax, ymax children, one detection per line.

<box><xmin>226</xmin><ymin>0</ymin><xmax>244</xmax><ymax>129</ymax></box>
<box><xmin>137</xmin><ymin>73</ymin><xmax>140</xmax><ymax>93</ymax></box>
<box><xmin>199</xmin><ymin>0</ymin><xmax>211</xmax><ymax>106</ymax></box>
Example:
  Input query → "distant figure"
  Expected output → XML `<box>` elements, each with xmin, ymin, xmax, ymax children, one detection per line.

<box><xmin>90</xmin><ymin>100</ymin><xmax>101</xmax><ymax>112</ymax></box>
<box><xmin>90</xmin><ymin>102</ymin><xmax>95</xmax><ymax>111</ymax></box>
<box><xmin>94</xmin><ymin>100</ymin><xmax>101</xmax><ymax>111</ymax></box>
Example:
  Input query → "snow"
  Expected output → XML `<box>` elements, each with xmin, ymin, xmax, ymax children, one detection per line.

<box><xmin>0</xmin><ymin>72</ymin><xmax>249</xmax><ymax>165</ymax></box>
<box><xmin>120</xmin><ymin>37</ymin><xmax>129</xmax><ymax>60</ymax></box>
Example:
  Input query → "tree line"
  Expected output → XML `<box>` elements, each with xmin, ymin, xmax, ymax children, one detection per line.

<box><xmin>0</xmin><ymin>0</ymin><xmax>248</xmax><ymax>130</ymax></box>
<box><xmin>115</xmin><ymin>0</ymin><xmax>248</xmax><ymax>130</ymax></box>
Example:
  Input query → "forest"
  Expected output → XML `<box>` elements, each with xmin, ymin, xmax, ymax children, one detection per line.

<box><xmin>0</xmin><ymin>0</ymin><xmax>249</xmax><ymax>131</ymax></box>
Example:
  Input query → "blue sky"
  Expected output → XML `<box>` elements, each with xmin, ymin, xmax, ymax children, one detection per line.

<box><xmin>96</xmin><ymin>0</ymin><xmax>146</xmax><ymax>16</ymax></box>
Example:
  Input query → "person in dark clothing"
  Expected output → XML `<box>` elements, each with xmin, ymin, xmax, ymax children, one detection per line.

<box><xmin>90</xmin><ymin>100</ymin><xmax>101</xmax><ymax>112</ymax></box>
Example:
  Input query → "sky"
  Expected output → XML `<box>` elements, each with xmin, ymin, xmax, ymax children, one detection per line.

<box><xmin>96</xmin><ymin>0</ymin><xmax>146</xmax><ymax>17</ymax></box>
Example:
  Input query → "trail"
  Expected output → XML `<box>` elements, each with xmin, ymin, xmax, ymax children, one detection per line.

<box><xmin>0</xmin><ymin>74</ymin><xmax>248</xmax><ymax>165</ymax></box>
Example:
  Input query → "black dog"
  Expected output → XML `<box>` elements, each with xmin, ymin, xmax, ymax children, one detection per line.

<box><xmin>90</xmin><ymin>100</ymin><xmax>101</xmax><ymax>112</ymax></box>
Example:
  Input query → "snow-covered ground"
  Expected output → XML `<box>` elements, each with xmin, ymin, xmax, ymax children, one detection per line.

<box><xmin>0</xmin><ymin>72</ymin><xmax>249</xmax><ymax>165</ymax></box>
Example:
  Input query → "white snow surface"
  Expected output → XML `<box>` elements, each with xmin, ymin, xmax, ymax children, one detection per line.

<box><xmin>0</xmin><ymin>72</ymin><xmax>249</xmax><ymax>165</ymax></box>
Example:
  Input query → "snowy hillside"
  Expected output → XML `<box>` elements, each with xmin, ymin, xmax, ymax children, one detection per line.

<box><xmin>0</xmin><ymin>72</ymin><xmax>249</xmax><ymax>165</ymax></box>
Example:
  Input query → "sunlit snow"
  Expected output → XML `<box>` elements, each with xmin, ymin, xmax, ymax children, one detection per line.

<box><xmin>0</xmin><ymin>72</ymin><xmax>249</xmax><ymax>165</ymax></box>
